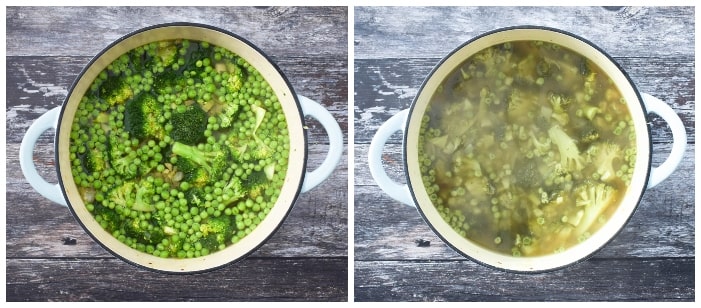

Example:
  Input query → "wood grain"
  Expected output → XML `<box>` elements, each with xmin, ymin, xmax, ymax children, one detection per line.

<box><xmin>6</xmin><ymin>6</ymin><xmax>348</xmax><ymax>302</ymax></box>
<box><xmin>354</xmin><ymin>258</ymin><xmax>694</xmax><ymax>301</ymax></box>
<box><xmin>354</xmin><ymin>6</ymin><xmax>694</xmax><ymax>59</ymax></box>
<box><xmin>7</xmin><ymin>258</ymin><xmax>347</xmax><ymax>301</ymax></box>
<box><xmin>353</xmin><ymin>6</ymin><xmax>694</xmax><ymax>302</ymax></box>
<box><xmin>7</xmin><ymin>7</ymin><xmax>347</xmax><ymax>57</ymax></box>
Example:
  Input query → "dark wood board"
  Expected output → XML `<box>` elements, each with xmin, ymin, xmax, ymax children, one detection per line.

<box><xmin>353</xmin><ymin>6</ymin><xmax>694</xmax><ymax>302</ymax></box>
<box><xmin>6</xmin><ymin>6</ymin><xmax>348</xmax><ymax>302</ymax></box>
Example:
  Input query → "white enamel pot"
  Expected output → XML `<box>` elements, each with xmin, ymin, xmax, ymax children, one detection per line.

<box><xmin>369</xmin><ymin>26</ymin><xmax>686</xmax><ymax>273</ymax></box>
<box><xmin>20</xmin><ymin>23</ymin><xmax>343</xmax><ymax>273</ymax></box>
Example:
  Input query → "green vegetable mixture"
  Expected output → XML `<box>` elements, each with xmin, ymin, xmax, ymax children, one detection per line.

<box><xmin>70</xmin><ymin>39</ymin><xmax>289</xmax><ymax>258</ymax></box>
<box><xmin>418</xmin><ymin>41</ymin><xmax>637</xmax><ymax>257</ymax></box>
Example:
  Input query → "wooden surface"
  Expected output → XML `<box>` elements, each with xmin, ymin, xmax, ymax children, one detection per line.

<box><xmin>5</xmin><ymin>7</ymin><xmax>348</xmax><ymax>301</ymax></box>
<box><xmin>354</xmin><ymin>6</ymin><xmax>695</xmax><ymax>301</ymax></box>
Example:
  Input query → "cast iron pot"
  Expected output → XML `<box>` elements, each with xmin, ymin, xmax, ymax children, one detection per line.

<box><xmin>20</xmin><ymin>23</ymin><xmax>343</xmax><ymax>274</ymax></box>
<box><xmin>369</xmin><ymin>26</ymin><xmax>686</xmax><ymax>273</ymax></box>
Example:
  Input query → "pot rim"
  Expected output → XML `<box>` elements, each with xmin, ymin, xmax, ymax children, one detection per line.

<box><xmin>54</xmin><ymin>22</ymin><xmax>307</xmax><ymax>274</ymax></box>
<box><xmin>403</xmin><ymin>25</ymin><xmax>653</xmax><ymax>273</ymax></box>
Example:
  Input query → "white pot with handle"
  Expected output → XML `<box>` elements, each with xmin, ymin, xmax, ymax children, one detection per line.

<box><xmin>369</xmin><ymin>26</ymin><xmax>686</xmax><ymax>273</ymax></box>
<box><xmin>20</xmin><ymin>23</ymin><xmax>343</xmax><ymax>274</ymax></box>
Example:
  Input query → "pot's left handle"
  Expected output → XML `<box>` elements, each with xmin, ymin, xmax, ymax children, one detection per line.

<box><xmin>19</xmin><ymin>106</ymin><xmax>67</xmax><ymax>206</ymax></box>
<box><xmin>298</xmin><ymin>95</ymin><xmax>343</xmax><ymax>193</ymax></box>
<box><xmin>368</xmin><ymin>109</ymin><xmax>414</xmax><ymax>206</ymax></box>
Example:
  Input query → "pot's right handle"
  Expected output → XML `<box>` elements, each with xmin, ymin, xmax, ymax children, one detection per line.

<box><xmin>642</xmin><ymin>93</ymin><xmax>687</xmax><ymax>188</ymax></box>
<box><xmin>298</xmin><ymin>95</ymin><xmax>344</xmax><ymax>193</ymax></box>
<box><xmin>368</xmin><ymin>109</ymin><xmax>414</xmax><ymax>206</ymax></box>
<box><xmin>19</xmin><ymin>106</ymin><xmax>67</xmax><ymax>206</ymax></box>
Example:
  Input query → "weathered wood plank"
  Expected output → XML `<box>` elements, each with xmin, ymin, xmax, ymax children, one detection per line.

<box><xmin>354</xmin><ymin>6</ymin><xmax>694</xmax><ymax>59</ymax></box>
<box><xmin>351</xmin><ymin>5</ymin><xmax>694</xmax><ymax>302</ymax></box>
<box><xmin>354</xmin><ymin>258</ymin><xmax>694</xmax><ymax>301</ymax></box>
<box><xmin>6</xmin><ymin>143</ymin><xmax>347</xmax><ymax>258</ymax></box>
<box><xmin>5</xmin><ymin>5</ymin><xmax>349</xmax><ymax>302</ymax></box>
<box><xmin>353</xmin><ymin>144</ymin><xmax>695</xmax><ymax>260</ymax></box>
<box><xmin>6</xmin><ymin>56</ymin><xmax>348</xmax><ymax>144</ymax></box>
<box><xmin>353</xmin><ymin>57</ymin><xmax>695</xmax><ymax>144</ymax></box>
<box><xmin>6</xmin><ymin>6</ymin><xmax>348</xmax><ymax>57</ymax></box>
<box><xmin>7</xmin><ymin>258</ymin><xmax>348</xmax><ymax>301</ymax></box>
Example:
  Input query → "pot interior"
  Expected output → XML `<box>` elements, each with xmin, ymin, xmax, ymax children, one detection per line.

<box><xmin>56</xmin><ymin>24</ymin><xmax>306</xmax><ymax>273</ymax></box>
<box><xmin>405</xmin><ymin>27</ymin><xmax>651</xmax><ymax>272</ymax></box>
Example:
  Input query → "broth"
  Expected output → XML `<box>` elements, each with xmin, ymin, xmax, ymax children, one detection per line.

<box><xmin>418</xmin><ymin>40</ymin><xmax>636</xmax><ymax>256</ymax></box>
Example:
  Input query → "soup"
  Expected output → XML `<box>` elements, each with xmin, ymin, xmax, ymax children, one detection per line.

<box><xmin>418</xmin><ymin>40</ymin><xmax>636</xmax><ymax>257</ymax></box>
<box><xmin>69</xmin><ymin>39</ymin><xmax>290</xmax><ymax>258</ymax></box>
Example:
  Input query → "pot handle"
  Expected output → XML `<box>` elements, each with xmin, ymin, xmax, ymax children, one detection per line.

<box><xmin>368</xmin><ymin>109</ymin><xmax>414</xmax><ymax>206</ymax></box>
<box><xmin>298</xmin><ymin>95</ymin><xmax>344</xmax><ymax>193</ymax></box>
<box><xmin>642</xmin><ymin>93</ymin><xmax>687</xmax><ymax>188</ymax></box>
<box><xmin>19</xmin><ymin>106</ymin><xmax>67</xmax><ymax>206</ymax></box>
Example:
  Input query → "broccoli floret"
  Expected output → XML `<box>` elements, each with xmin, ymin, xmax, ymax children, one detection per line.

<box><xmin>216</xmin><ymin>102</ymin><xmax>240</xmax><ymax>128</ymax></box>
<box><xmin>103</xmin><ymin>181</ymin><xmax>136</xmax><ymax>209</ymax></box>
<box><xmin>169</xmin><ymin>104</ymin><xmax>208</xmax><ymax>145</ymax></box>
<box><xmin>530</xmin><ymin>132</ymin><xmax>552</xmax><ymax>157</ymax></box>
<box><xmin>223</xmin><ymin>103</ymin><xmax>275</xmax><ymax>162</ymax></box>
<box><xmin>225</xmin><ymin>134</ymin><xmax>249</xmax><ymax>161</ymax></box>
<box><xmin>122</xmin><ymin>216</ymin><xmax>165</xmax><ymax>245</ymax></box>
<box><xmin>244</xmin><ymin>170</ymin><xmax>269</xmax><ymax>200</ymax></box>
<box><xmin>156</xmin><ymin>41</ymin><xmax>178</xmax><ymax>68</ymax></box>
<box><xmin>198</xmin><ymin>216</ymin><xmax>236</xmax><ymax>252</ymax></box>
<box><xmin>92</xmin><ymin>203</ymin><xmax>121</xmax><ymax>231</ymax></box>
<box><xmin>132</xmin><ymin>179</ymin><xmax>156</xmax><ymax>212</ymax></box>
<box><xmin>548</xmin><ymin>125</ymin><xmax>584</xmax><ymax>172</ymax></box>
<box><xmin>583</xmin><ymin>71</ymin><xmax>597</xmax><ymax>97</ymax></box>
<box><xmin>506</xmin><ymin>89</ymin><xmax>538</xmax><ymax>125</ymax></box>
<box><xmin>176</xmin><ymin>157</ymin><xmax>210</xmax><ymax>188</ymax></box>
<box><xmin>225</xmin><ymin>63</ymin><xmax>245</xmax><ymax>94</ymax></box>
<box><xmin>576</xmin><ymin>105</ymin><xmax>601</xmax><ymax>121</ymax></box>
<box><xmin>171</xmin><ymin>142</ymin><xmax>229</xmax><ymax>180</ymax></box>
<box><xmin>543</xmin><ymin>162</ymin><xmax>573</xmax><ymax>192</ymax></box>
<box><xmin>551</xmin><ymin>112</ymin><xmax>569</xmax><ymax>126</ymax></box>
<box><xmin>580</xmin><ymin>127</ymin><xmax>600</xmax><ymax>145</ymax></box>
<box><xmin>250</xmin><ymin>136</ymin><xmax>274</xmax><ymax>161</ymax></box>
<box><xmin>549</xmin><ymin>92</ymin><xmax>572</xmax><ymax>114</ymax></box>
<box><xmin>588</xmin><ymin>142</ymin><xmax>622</xmax><ymax>182</ymax></box>
<box><xmin>200</xmin><ymin>216</ymin><xmax>235</xmax><ymax>236</ymax></box>
<box><xmin>189</xmin><ymin>168</ymin><xmax>211</xmax><ymax>188</ymax></box>
<box><xmin>185</xmin><ymin>187</ymin><xmax>205</xmax><ymax>206</ymax></box>
<box><xmin>124</xmin><ymin>92</ymin><xmax>165</xmax><ymax>140</ymax></box>
<box><xmin>152</xmin><ymin>69</ymin><xmax>186</xmax><ymax>95</ymax></box>
<box><xmin>221</xmin><ymin>176</ymin><xmax>245</xmax><ymax>206</ymax></box>
<box><xmin>110</xmin><ymin>154</ymin><xmax>138</xmax><ymax>179</ymax></box>
<box><xmin>85</xmin><ymin>146</ymin><xmax>108</xmax><ymax>175</ymax></box>
<box><xmin>107</xmin><ymin>130</ymin><xmax>143</xmax><ymax>180</ymax></box>
<box><xmin>164</xmin><ymin>231</ymin><xmax>184</xmax><ymax>256</ymax></box>
<box><xmin>574</xmin><ymin>181</ymin><xmax>617</xmax><ymax>234</ymax></box>
<box><xmin>98</xmin><ymin>74</ymin><xmax>134</xmax><ymax>106</ymax></box>
<box><xmin>548</xmin><ymin>93</ymin><xmax>571</xmax><ymax>126</ymax></box>
<box><xmin>247</xmin><ymin>104</ymin><xmax>281</xmax><ymax>162</ymax></box>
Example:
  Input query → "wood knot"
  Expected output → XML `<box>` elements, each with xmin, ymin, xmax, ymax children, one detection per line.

<box><xmin>414</xmin><ymin>239</ymin><xmax>430</xmax><ymax>247</ymax></box>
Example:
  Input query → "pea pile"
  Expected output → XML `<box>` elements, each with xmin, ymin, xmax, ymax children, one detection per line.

<box><xmin>69</xmin><ymin>39</ymin><xmax>290</xmax><ymax>258</ymax></box>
